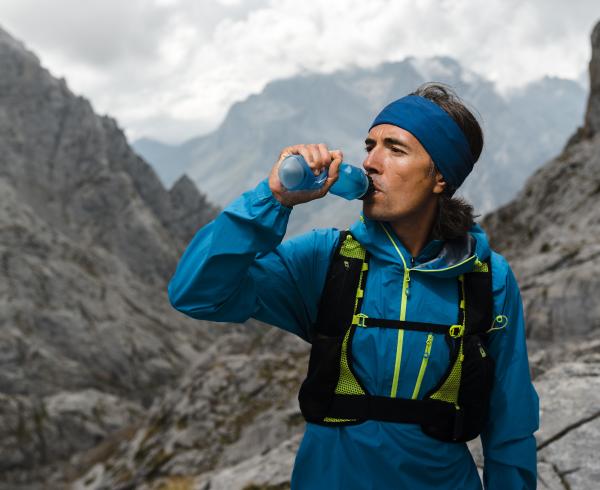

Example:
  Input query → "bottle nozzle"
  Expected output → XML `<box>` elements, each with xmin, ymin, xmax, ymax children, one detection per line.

<box><xmin>359</xmin><ymin>175</ymin><xmax>375</xmax><ymax>200</ymax></box>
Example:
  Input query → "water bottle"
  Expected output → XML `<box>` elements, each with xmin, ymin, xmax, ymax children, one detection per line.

<box><xmin>278</xmin><ymin>154</ymin><xmax>374</xmax><ymax>200</ymax></box>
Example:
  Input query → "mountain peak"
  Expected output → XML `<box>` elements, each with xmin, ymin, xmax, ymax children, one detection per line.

<box><xmin>0</xmin><ymin>24</ymin><xmax>39</xmax><ymax>64</ymax></box>
<box><xmin>584</xmin><ymin>20</ymin><xmax>600</xmax><ymax>137</ymax></box>
<box><xmin>170</xmin><ymin>174</ymin><xmax>198</xmax><ymax>196</ymax></box>
<box><xmin>168</xmin><ymin>174</ymin><xmax>219</xmax><ymax>242</ymax></box>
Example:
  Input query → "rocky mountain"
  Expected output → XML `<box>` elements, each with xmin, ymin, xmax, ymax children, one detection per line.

<box><xmin>481</xmin><ymin>20</ymin><xmax>600</xmax><ymax>487</ymax></box>
<box><xmin>482</xmin><ymin>21</ymin><xmax>600</xmax><ymax>350</ymax></box>
<box><xmin>0</xmin><ymin>24</ymin><xmax>233</xmax><ymax>488</ymax></box>
<box><xmin>71</xmin><ymin>328</ymin><xmax>308</xmax><ymax>489</ymax></box>
<box><xmin>134</xmin><ymin>58</ymin><xmax>586</xmax><ymax>237</ymax></box>
<box><xmin>133</xmin><ymin>138</ymin><xmax>189</xmax><ymax>194</ymax></box>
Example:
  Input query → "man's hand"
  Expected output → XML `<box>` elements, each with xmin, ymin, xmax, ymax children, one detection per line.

<box><xmin>269</xmin><ymin>144</ymin><xmax>343</xmax><ymax>208</ymax></box>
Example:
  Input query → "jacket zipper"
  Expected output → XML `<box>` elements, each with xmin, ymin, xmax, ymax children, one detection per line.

<box><xmin>379</xmin><ymin>223</ymin><xmax>477</xmax><ymax>399</ymax></box>
<box><xmin>380</xmin><ymin>224</ymin><xmax>411</xmax><ymax>397</ymax></box>
<box><xmin>411</xmin><ymin>333</ymin><xmax>434</xmax><ymax>399</ymax></box>
<box><xmin>390</xmin><ymin>266</ymin><xmax>409</xmax><ymax>397</ymax></box>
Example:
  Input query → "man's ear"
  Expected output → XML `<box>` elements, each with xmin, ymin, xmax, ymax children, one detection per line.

<box><xmin>433</xmin><ymin>169</ymin><xmax>447</xmax><ymax>195</ymax></box>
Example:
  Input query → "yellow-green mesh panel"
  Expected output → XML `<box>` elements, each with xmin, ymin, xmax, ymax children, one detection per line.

<box><xmin>340</xmin><ymin>234</ymin><xmax>366</xmax><ymax>260</ymax></box>
<box><xmin>323</xmin><ymin>416</ymin><xmax>358</xmax><ymax>422</ymax></box>
<box><xmin>323</xmin><ymin>232</ymin><xmax>366</xmax><ymax>423</ymax></box>
<box><xmin>353</xmin><ymin>268</ymin><xmax>365</xmax><ymax>314</ymax></box>
<box><xmin>335</xmin><ymin>327</ymin><xmax>365</xmax><ymax>395</ymax></box>
<box><xmin>430</xmin><ymin>339</ymin><xmax>463</xmax><ymax>405</ymax></box>
<box><xmin>339</xmin><ymin>234</ymin><xmax>367</xmax><ymax>315</ymax></box>
<box><xmin>323</xmin><ymin>326</ymin><xmax>365</xmax><ymax>423</ymax></box>
<box><xmin>473</xmin><ymin>260</ymin><xmax>489</xmax><ymax>272</ymax></box>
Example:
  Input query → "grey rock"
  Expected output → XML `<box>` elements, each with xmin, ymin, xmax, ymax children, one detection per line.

<box><xmin>72</xmin><ymin>333</ymin><xmax>309</xmax><ymax>489</ymax></box>
<box><xmin>482</xmin><ymin>20</ymin><xmax>600</xmax><ymax>347</ymax></box>
<box><xmin>482</xmin><ymin>135</ymin><xmax>600</xmax><ymax>346</ymax></box>
<box><xmin>478</xmin><ymin>23</ymin><xmax>600</xmax><ymax>489</ymax></box>
<box><xmin>535</xmin><ymin>361</ymin><xmax>600</xmax><ymax>490</ymax></box>
<box><xmin>168</xmin><ymin>175</ymin><xmax>219</xmax><ymax>244</ymax></box>
<box><xmin>583</xmin><ymin>21</ymin><xmax>600</xmax><ymax>138</ymax></box>
<box><xmin>0</xmin><ymin>24</ymin><xmax>218</xmax><ymax>284</ymax></box>
<box><xmin>537</xmin><ymin>461</ymin><xmax>568</xmax><ymax>490</ymax></box>
<box><xmin>192</xmin><ymin>434</ymin><xmax>301</xmax><ymax>490</ymax></box>
<box><xmin>0</xmin><ymin>23</ymin><xmax>227</xmax><ymax>485</ymax></box>
<box><xmin>0</xmin><ymin>390</ymin><xmax>142</xmax><ymax>473</ymax></box>
<box><xmin>132</xmin><ymin>138</ymin><xmax>189</xmax><ymax>191</ymax></box>
<box><xmin>535</xmin><ymin>362</ymin><xmax>600</xmax><ymax>449</ymax></box>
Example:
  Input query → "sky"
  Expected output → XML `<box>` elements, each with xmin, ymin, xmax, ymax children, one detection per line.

<box><xmin>2</xmin><ymin>0</ymin><xmax>599</xmax><ymax>144</ymax></box>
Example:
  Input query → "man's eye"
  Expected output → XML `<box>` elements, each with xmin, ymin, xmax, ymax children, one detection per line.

<box><xmin>364</xmin><ymin>147</ymin><xmax>372</xmax><ymax>152</ymax></box>
<box><xmin>392</xmin><ymin>147</ymin><xmax>405</xmax><ymax>154</ymax></box>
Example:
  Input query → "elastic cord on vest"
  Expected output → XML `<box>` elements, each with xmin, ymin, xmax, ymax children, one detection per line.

<box><xmin>369</xmin><ymin>95</ymin><xmax>475</xmax><ymax>195</ymax></box>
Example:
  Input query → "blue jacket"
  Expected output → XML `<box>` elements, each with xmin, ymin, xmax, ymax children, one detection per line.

<box><xmin>168</xmin><ymin>179</ymin><xmax>539</xmax><ymax>490</ymax></box>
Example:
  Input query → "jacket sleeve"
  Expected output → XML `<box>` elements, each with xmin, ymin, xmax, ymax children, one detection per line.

<box><xmin>167</xmin><ymin>178</ymin><xmax>338</xmax><ymax>342</ymax></box>
<box><xmin>480</xmin><ymin>257</ymin><xmax>540</xmax><ymax>489</ymax></box>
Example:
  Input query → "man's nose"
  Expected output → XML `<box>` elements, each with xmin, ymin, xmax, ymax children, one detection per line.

<box><xmin>363</xmin><ymin>148</ymin><xmax>382</xmax><ymax>174</ymax></box>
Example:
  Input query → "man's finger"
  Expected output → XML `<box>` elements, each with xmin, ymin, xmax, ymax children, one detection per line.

<box><xmin>307</xmin><ymin>144</ymin><xmax>323</xmax><ymax>174</ymax></box>
<box><xmin>323</xmin><ymin>151</ymin><xmax>343</xmax><ymax>192</ymax></box>
<box><xmin>317</xmin><ymin>143</ymin><xmax>331</xmax><ymax>167</ymax></box>
<box><xmin>329</xmin><ymin>149</ymin><xmax>343</xmax><ymax>164</ymax></box>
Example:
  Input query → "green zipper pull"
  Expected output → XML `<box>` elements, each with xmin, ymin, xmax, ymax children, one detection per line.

<box><xmin>404</xmin><ymin>271</ymin><xmax>411</xmax><ymax>297</ymax></box>
<box><xmin>424</xmin><ymin>333</ymin><xmax>433</xmax><ymax>352</ymax></box>
<box><xmin>479</xmin><ymin>343</ymin><xmax>487</xmax><ymax>358</ymax></box>
<box><xmin>411</xmin><ymin>333</ymin><xmax>434</xmax><ymax>399</ymax></box>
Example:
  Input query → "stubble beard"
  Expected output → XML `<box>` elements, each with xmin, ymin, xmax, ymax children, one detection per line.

<box><xmin>362</xmin><ymin>194</ymin><xmax>395</xmax><ymax>222</ymax></box>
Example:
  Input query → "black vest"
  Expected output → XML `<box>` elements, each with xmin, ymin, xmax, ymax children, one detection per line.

<box><xmin>298</xmin><ymin>230</ymin><xmax>496</xmax><ymax>442</ymax></box>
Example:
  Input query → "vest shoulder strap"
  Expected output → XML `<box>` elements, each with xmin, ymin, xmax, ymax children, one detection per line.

<box><xmin>463</xmin><ymin>256</ymin><xmax>493</xmax><ymax>335</ymax></box>
<box><xmin>312</xmin><ymin>230</ymin><xmax>368</xmax><ymax>339</ymax></box>
<box><xmin>313</xmin><ymin>230</ymin><xmax>494</xmax><ymax>337</ymax></box>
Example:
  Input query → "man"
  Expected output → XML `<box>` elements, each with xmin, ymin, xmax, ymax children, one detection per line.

<box><xmin>168</xmin><ymin>83</ymin><xmax>539</xmax><ymax>489</ymax></box>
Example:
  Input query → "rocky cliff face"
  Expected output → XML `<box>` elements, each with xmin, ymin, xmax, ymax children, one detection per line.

<box><xmin>482</xmin><ymin>20</ymin><xmax>600</xmax><ymax>348</ymax></box>
<box><xmin>584</xmin><ymin>22</ymin><xmax>600</xmax><ymax>138</ymax></box>
<box><xmin>72</xmin><ymin>328</ymin><xmax>308</xmax><ymax>489</ymax></box>
<box><xmin>0</xmin><ymin>26</ymin><xmax>218</xmax><ymax>283</ymax></box>
<box><xmin>0</xmin><ymin>25</ymin><xmax>228</xmax><ymax>488</ymax></box>
<box><xmin>478</xmin><ymin>20</ymin><xmax>600</xmax><ymax>488</ymax></box>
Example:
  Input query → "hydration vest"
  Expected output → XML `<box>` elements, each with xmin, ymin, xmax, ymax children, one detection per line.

<box><xmin>298</xmin><ymin>230</ymin><xmax>496</xmax><ymax>443</ymax></box>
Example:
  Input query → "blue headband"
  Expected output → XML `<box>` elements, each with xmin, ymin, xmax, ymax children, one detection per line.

<box><xmin>369</xmin><ymin>95</ymin><xmax>475</xmax><ymax>194</ymax></box>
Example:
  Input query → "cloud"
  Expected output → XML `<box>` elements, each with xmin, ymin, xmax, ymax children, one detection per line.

<box><xmin>2</xmin><ymin>0</ymin><xmax>599</xmax><ymax>143</ymax></box>
<box><xmin>2</xmin><ymin>0</ymin><xmax>169</xmax><ymax>66</ymax></box>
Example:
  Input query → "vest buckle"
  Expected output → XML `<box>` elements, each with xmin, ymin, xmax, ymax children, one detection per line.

<box><xmin>449</xmin><ymin>324</ymin><xmax>465</xmax><ymax>338</ymax></box>
<box><xmin>353</xmin><ymin>313</ymin><xmax>368</xmax><ymax>327</ymax></box>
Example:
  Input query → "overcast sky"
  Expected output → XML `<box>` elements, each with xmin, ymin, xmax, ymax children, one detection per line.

<box><xmin>2</xmin><ymin>0</ymin><xmax>599</xmax><ymax>144</ymax></box>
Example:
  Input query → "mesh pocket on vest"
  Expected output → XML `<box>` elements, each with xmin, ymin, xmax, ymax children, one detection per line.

<box><xmin>298</xmin><ymin>333</ymin><xmax>344</xmax><ymax>422</ymax></box>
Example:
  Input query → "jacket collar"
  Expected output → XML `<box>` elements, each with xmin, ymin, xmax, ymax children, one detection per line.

<box><xmin>348</xmin><ymin>213</ymin><xmax>491</xmax><ymax>278</ymax></box>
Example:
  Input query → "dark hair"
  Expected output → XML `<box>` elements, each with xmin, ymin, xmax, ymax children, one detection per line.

<box><xmin>409</xmin><ymin>82</ymin><xmax>484</xmax><ymax>240</ymax></box>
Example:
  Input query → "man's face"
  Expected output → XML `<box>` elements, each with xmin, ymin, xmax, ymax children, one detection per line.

<box><xmin>361</xmin><ymin>124</ymin><xmax>445</xmax><ymax>222</ymax></box>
